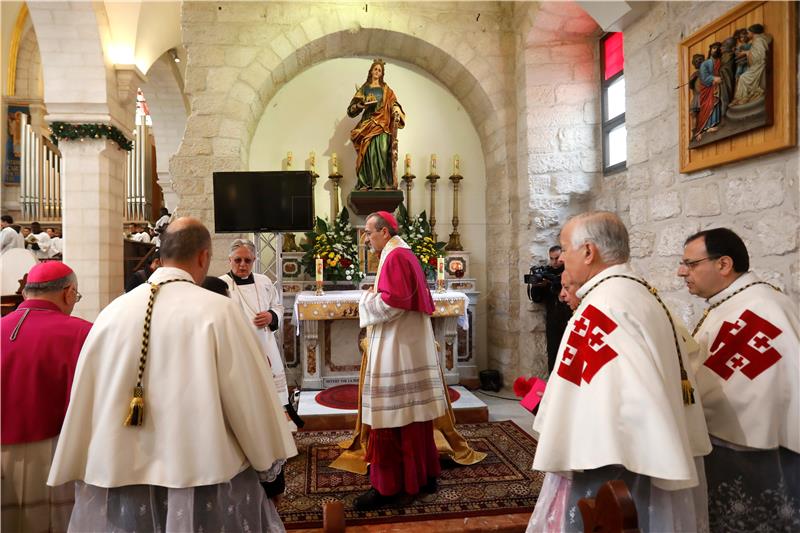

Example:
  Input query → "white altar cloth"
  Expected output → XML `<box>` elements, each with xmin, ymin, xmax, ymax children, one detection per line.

<box><xmin>292</xmin><ymin>290</ymin><xmax>469</xmax><ymax>334</ymax></box>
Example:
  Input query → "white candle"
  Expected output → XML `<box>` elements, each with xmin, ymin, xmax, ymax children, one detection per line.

<box><xmin>309</xmin><ymin>151</ymin><xmax>316</xmax><ymax>173</ymax></box>
<box><xmin>430</xmin><ymin>154</ymin><xmax>437</xmax><ymax>174</ymax></box>
<box><xmin>405</xmin><ymin>153</ymin><xmax>411</xmax><ymax>174</ymax></box>
<box><xmin>315</xmin><ymin>256</ymin><xmax>323</xmax><ymax>282</ymax></box>
<box><xmin>287</xmin><ymin>151</ymin><xmax>293</xmax><ymax>169</ymax></box>
<box><xmin>453</xmin><ymin>154</ymin><xmax>460</xmax><ymax>174</ymax></box>
<box><xmin>437</xmin><ymin>257</ymin><xmax>445</xmax><ymax>281</ymax></box>
<box><xmin>332</xmin><ymin>153</ymin><xmax>339</xmax><ymax>174</ymax></box>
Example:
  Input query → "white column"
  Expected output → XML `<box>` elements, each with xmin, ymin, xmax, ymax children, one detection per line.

<box><xmin>60</xmin><ymin>138</ymin><xmax>126</xmax><ymax>321</ymax></box>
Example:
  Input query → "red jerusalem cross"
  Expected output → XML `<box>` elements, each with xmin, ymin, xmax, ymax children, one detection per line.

<box><xmin>704</xmin><ymin>310</ymin><xmax>783</xmax><ymax>380</ymax></box>
<box><xmin>557</xmin><ymin>304</ymin><xmax>619</xmax><ymax>386</ymax></box>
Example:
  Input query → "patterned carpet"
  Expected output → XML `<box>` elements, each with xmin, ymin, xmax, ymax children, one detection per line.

<box><xmin>277</xmin><ymin>420</ymin><xmax>543</xmax><ymax>528</ymax></box>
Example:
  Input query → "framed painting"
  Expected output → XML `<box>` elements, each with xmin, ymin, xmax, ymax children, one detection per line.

<box><xmin>678</xmin><ymin>1</ymin><xmax>796</xmax><ymax>173</ymax></box>
<box><xmin>4</xmin><ymin>103</ymin><xmax>30</xmax><ymax>185</ymax></box>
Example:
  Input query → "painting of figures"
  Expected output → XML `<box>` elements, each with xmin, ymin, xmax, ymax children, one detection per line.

<box><xmin>678</xmin><ymin>1</ymin><xmax>796</xmax><ymax>173</ymax></box>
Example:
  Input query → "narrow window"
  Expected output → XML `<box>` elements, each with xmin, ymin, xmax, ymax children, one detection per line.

<box><xmin>600</xmin><ymin>32</ymin><xmax>625</xmax><ymax>174</ymax></box>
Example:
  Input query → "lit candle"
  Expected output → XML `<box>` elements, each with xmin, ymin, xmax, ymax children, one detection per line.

<box><xmin>315</xmin><ymin>255</ymin><xmax>324</xmax><ymax>282</ymax></box>
<box><xmin>437</xmin><ymin>256</ymin><xmax>445</xmax><ymax>281</ymax></box>
<box><xmin>430</xmin><ymin>154</ymin><xmax>437</xmax><ymax>174</ymax></box>
<box><xmin>309</xmin><ymin>151</ymin><xmax>316</xmax><ymax>173</ymax></box>
<box><xmin>453</xmin><ymin>154</ymin><xmax>460</xmax><ymax>174</ymax></box>
<box><xmin>332</xmin><ymin>153</ymin><xmax>339</xmax><ymax>174</ymax></box>
<box><xmin>405</xmin><ymin>153</ymin><xmax>411</xmax><ymax>175</ymax></box>
<box><xmin>287</xmin><ymin>151</ymin><xmax>293</xmax><ymax>169</ymax></box>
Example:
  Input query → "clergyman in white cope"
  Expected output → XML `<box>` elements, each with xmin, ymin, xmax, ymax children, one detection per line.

<box><xmin>47</xmin><ymin>217</ymin><xmax>297</xmax><ymax>532</ymax></box>
<box><xmin>220</xmin><ymin>239</ymin><xmax>304</xmax><ymax>429</ymax></box>
<box><xmin>679</xmin><ymin>227</ymin><xmax>799</xmax><ymax>532</ymax></box>
<box><xmin>527</xmin><ymin>211</ymin><xmax>712</xmax><ymax>533</ymax></box>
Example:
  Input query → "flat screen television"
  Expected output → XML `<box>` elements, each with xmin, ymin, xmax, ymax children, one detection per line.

<box><xmin>213</xmin><ymin>171</ymin><xmax>315</xmax><ymax>232</ymax></box>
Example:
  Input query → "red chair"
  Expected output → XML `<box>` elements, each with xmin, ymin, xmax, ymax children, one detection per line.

<box><xmin>578</xmin><ymin>479</ymin><xmax>641</xmax><ymax>533</ymax></box>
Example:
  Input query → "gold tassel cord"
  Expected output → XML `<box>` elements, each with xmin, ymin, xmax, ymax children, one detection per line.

<box><xmin>124</xmin><ymin>386</ymin><xmax>145</xmax><ymax>426</ymax></box>
<box><xmin>124</xmin><ymin>279</ymin><xmax>189</xmax><ymax>427</ymax></box>
<box><xmin>681</xmin><ymin>374</ymin><xmax>695</xmax><ymax>406</ymax></box>
<box><xmin>691</xmin><ymin>281</ymin><xmax>781</xmax><ymax>336</ymax></box>
<box><xmin>582</xmin><ymin>274</ymin><xmax>695</xmax><ymax>405</ymax></box>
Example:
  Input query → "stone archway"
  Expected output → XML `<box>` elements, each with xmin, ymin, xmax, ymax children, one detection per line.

<box><xmin>142</xmin><ymin>53</ymin><xmax>189</xmax><ymax>213</ymax></box>
<box><xmin>172</xmin><ymin>6</ymin><xmax>519</xmax><ymax>372</ymax></box>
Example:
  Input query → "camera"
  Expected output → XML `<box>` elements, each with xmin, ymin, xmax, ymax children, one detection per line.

<box><xmin>524</xmin><ymin>265</ymin><xmax>562</xmax><ymax>301</ymax></box>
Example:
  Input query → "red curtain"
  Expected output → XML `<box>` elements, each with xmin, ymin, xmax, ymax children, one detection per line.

<box><xmin>603</xmin><ymin>32</ymin><xmax>624</xmax><ymax>80</ymax></box>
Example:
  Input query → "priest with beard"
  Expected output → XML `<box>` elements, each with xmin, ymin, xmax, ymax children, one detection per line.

<box><xmin>220</xmin><ymin>238</ymin><xmax>303</xmax><ymax>429</ymax></box>
<box><xmin>527</xmin><ymin>211</ymin><xmax>712</xmax><ymax>533</ymax></box>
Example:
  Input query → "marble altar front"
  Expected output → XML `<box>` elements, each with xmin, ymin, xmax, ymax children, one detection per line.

<box><xmin>291</xmin><ymin>289</ymin><xmax>469</xmax><ymax>389</ymax></box>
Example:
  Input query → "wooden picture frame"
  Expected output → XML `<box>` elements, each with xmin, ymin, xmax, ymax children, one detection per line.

<box><xmin>678</xmin><ymin>1</ymin><xmax>796</xmax><ymax>173</ymax></box>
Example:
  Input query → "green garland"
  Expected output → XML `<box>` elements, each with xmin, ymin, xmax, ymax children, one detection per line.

<box><xmin>50</xmin><ymin>122</ymin><xmax>133</xmax><ymax>151</ymax></box>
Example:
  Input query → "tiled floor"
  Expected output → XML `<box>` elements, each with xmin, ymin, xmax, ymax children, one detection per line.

<box><xmin>290</xmin><ymin>388</ymin><xmax>537</xmax><ymax>532</ymax></box>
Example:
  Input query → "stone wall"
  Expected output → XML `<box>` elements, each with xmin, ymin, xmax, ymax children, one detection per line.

<box><xmin>590</xmin><ymin>1</ymin><xmax>800</xmax><ymax>329</ymax></box>
<box><xmin>511</xmin><ymin>2</ymin><xmax>600</xmax><ymax>384</ymax></box>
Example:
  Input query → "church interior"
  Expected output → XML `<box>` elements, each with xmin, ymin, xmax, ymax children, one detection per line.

<box><xmin>1</xmin><ymin>1</ymin><xmax>798</xmax><ymax>531</ymax></box>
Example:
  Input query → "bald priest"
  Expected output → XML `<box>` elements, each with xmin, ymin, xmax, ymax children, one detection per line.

<box><xmin>47</xmin><ymin>218</ymin><xmax>297</xmax><ymax>532</ymax></box>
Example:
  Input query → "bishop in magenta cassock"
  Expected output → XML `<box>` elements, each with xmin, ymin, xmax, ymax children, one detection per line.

<box><xmin>345</xmin><ymin>211</ymin><xmax>447</xmax><ymax>510</ymax></box>
<box><xmin>1</xmin><ymin>261</ymin><xmax>92</xmax><ymax>533</ymax></box>
<box><xmin>330</xmin><ymin>212</ymin><xmax>486</xmax><ymax>506</ymax></box>
<box><xmin>680</xmin><ymin>228</ymin><xmax>799</xmax><ymax>532</ymax></box>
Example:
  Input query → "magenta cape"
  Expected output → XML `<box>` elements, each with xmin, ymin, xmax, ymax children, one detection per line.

<box><xmin>377</xmin><ymin>246</ymin><xmax>434</xmax><ymax>315</ymax></box>
<box><xmin>1</xmin><ymin>300</ymin><xmax>92</xmax><ymax>444</ymax></box>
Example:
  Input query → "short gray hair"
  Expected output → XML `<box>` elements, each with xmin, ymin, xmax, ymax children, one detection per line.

<box><xmin>229</xmin><ymin>239</ymin><xmax>256</xmax><ymax>257</ymax></box>
<box><xmin>23</xmin><ymin>272</ymin><xmax>77</xmax><ymax>297</ymax></box>
<box><xmin>568</xmin><ymin>211</ymin><xmax>629</xmax><ymax>264</ymax></box>
<box><xmin>366</xmin><ymin>213</ymin><xmax>398</xmax><ymax>236</ymax></box>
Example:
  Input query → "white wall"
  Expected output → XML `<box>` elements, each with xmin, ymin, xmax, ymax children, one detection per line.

<box><xmin>249</xmin><ymin>56</ymin><xmax>488</xmax><ymax>362</ymax></box>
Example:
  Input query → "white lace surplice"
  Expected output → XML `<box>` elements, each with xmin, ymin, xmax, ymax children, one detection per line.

<box><xmin>68</xmin><ymin>466</ymin><xmax>285</xmax><ymax>533</ymax></box>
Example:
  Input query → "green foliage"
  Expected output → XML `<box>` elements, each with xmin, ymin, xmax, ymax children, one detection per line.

<box><xmin>301</xmin><ymin>208</ymin><xmax>364</xmax><ymax>282</ymax></box>
<box><xmin>50</xmin><ymin>122</ymin><xmax>134</xmax><ymax>151</ymax></box>
<box><xmin>396</xmin><ymin>203</ymin><xmax>446</xmax><ymax>278</ymax></box>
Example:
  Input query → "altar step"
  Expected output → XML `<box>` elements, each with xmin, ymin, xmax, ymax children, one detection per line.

<box><xmin>296</xmin><ymin>385</ymin><xmax>489</xmax><ymax>431</ymax></box>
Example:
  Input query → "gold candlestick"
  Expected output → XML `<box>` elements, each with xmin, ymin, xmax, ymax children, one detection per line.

<box><xmin>402</xmin><ymin>172</ymin><xmax>416</xmax><ymax>214</ymax></box>
<box><xmin>426</xmin><ymin>172</ymin><xmax>440</xmax><ymax>242</ymax></box>
<box><xmin>328</xmin><ymin>172</ymin><xmax>343</xmax><ymax>215</ymax></box>
<box><xmin>445</xmin><ymin>173</ymin><xmax>464</xmax><ymax>251</ymax></box>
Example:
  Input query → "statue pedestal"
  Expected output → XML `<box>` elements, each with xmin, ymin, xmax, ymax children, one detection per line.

<box><xmin>347</xmin><ymin>189</ymin><xmax>404</xmax><ymax>215</ymax></box>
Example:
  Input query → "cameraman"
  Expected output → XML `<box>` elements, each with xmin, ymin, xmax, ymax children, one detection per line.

<box><xmin>528</xmin><ymin>245</ymin><xmax>572</xmax><ymax>373</ymax></box>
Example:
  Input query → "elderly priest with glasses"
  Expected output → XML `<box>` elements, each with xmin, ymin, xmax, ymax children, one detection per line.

<box><xmin>47</xmin><ymin>218</ymin><xmax>297</xmax><ymax>532</ymax></box>
<box><xmin>219</xmin><ymin>238</ymin><xmax>304</xmax><ymax>429</ymax></box>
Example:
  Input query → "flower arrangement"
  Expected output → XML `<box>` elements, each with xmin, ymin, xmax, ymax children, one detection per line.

<box><xmin>301</xmin><ymin>208</ymin><xmax>364</xmax><ymax>282</ymax></box>
<box><xmin>396</xmin><ymin>203</ymin><xmax>446</xmax><ymax>279</ymax></box>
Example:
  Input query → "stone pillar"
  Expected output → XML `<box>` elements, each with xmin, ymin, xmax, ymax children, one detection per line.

<box><xmin>60</xmin><ymin>138</ymin><xmax>126</xmax><ymax>321</ymax></box>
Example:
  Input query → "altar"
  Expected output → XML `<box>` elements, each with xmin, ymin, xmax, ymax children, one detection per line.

<box><xmin>292</xmin><ymin>289</ymin><xmax>469</xmax><ymax>389</ymax></box>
